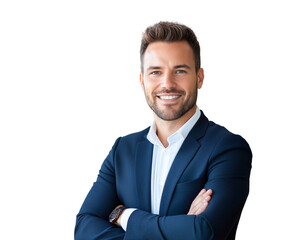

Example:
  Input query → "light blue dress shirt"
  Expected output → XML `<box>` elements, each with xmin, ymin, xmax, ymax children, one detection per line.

<box><xmin>147</xmin><ymin>107</ymin><xmax>201</xmax><ymax>214</ymax></box>
<box><xmin>120</xmin><ymin>107</ymin><xmax>201</xmax><ymax>230</ymax></box>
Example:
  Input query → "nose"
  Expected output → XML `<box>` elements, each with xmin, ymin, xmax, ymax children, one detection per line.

<box><xmin>161</xmin><ymin>71</ymin><xmax>176</xmax><ymax>89</ymax></box>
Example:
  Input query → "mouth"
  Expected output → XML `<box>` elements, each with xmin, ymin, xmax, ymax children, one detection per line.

<box><xmin>153</xmin><ymin>89</ymin><xmax>185</xmax><ymax>104</ymax></box>
<box><xmin>156</xmin><ymin>94</ymin><xmax>182</xmax><ymax>104</ymax></box>
<box><xmin>158</xmin><ymin>95</ymin><xmax>180</xmax><ymax>100</ymax></box>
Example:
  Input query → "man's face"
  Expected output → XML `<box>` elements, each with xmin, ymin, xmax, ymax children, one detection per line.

<box><xmin>140</xmin><ymin>41</ymin><xmax>204</xmax><ymax>121</ymax></box>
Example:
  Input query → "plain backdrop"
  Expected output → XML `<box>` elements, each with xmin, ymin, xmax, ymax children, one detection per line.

<box><xmin>1</xmin><ymin>0</ymin><xmax>306</xmax><ymax>239</ymax></box>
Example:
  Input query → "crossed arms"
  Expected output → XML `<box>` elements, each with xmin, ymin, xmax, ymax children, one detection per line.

<box><xmin>115</xmin><ymin>188</ymin><xmax>213</xmax><ymax>227</ymax></box>
<box><xmin>75</xmin><ymin>133</ymin><xmax>252</xmax><ymax>240</ymax></box>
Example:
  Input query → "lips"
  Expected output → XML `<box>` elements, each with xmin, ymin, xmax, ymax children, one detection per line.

<box><xmin>159</xmin><ymin>95</ymin><xmax>180</xmax><ymax>100</ymax></box>
<box><xmin>156</xmin><ymin>94</ymin><xmax>182</xmax><ymax>105</ymax></box>
<box><xmin>155</xmin><ymin>89</ymin><xmax>185</xmax><ymax>99</ymax></box>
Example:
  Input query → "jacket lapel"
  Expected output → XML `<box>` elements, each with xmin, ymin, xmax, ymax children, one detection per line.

<box><xmin>135</xmin><ymin>137</ymin><xmax>153</xmax><ymax>212</ymax></box>
<box><xmin>159</xmin><ymin>112</ymin><xmax>209</xmax><ymax>216</ymax></box>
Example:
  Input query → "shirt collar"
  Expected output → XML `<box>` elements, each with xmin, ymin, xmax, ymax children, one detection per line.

<box><xmin>147</xmin><ymin>107</ymin><xmax>201</xmax><ymax>147</ymax></box>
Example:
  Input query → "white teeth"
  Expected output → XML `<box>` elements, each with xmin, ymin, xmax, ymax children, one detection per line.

<box><xmin>159</xmin><ymin>96</ymin><xmax>179</xmax><ymax>100</ymax></box>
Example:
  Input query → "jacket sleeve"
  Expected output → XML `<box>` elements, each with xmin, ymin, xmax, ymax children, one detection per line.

<box><xmin>75</xmin><ymin>138</ymin><xmax>125</xmax><ymax>240</ymax></box>
<box><xmin>124</xmin><ymin>134</ymin><xmax>252</xmax><ymax>240</ymax></box>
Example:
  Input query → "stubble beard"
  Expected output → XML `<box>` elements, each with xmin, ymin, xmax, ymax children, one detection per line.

<box><xmin>144</xmin><ymin>84</ymin><xmax>198</xmax><ymax>121</ymax></box>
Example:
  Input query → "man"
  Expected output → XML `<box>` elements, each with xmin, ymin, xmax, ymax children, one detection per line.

<box><xmin>75</xmin><ymin>22</ymin><xmax>252</xmax><ymax>240</ymax></box>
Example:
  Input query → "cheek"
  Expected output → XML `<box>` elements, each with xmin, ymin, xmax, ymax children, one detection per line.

<box><xmin>143</xmin><ymin>84</ymin><xmax>154</xmax><ymax>98</ymax></box>
<box><xmin>144</xmin><ymin>80</ymin><xmax>158</xmax><ymax>92</ymax></box>
<box><xmin>145</xmin><ymin>78</ymin><xmax>157</xmax><ymax>86</ymax></box>
<box><xmin>182</xmin><ymin>82</ymin><xmax>196</xmax><ymax>93</ymax></box>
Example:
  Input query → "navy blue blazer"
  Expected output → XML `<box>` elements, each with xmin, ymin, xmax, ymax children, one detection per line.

<box><xmin>75</xmin><ymin>112</ymin><xmax>252</xmax><ymax>240</ymax></box>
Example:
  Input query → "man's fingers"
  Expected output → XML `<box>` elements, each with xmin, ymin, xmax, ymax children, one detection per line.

<box><xmin>205</xmin><ymin>189</ymin><xmax>213</xmax><ymax>197</ymax></box>
<box><xmin>197</xmin><ymin>189</ymin><xmax>207</xmax><ymax>196</ymax></box>
<box><xmin>194</xmin><ymin>200</ymin><xmax>209</xmax><ymax>215</ymax></box>
<box><xmin>191</xmin><ymin>189</ymin><xmax>207</xmax><ymax>206</ymax></box>
<box><xmin>192</xmin><ymin>195</ymin><xmax>211</xmax><ymax>215</ymax></box>
<box><xmin>187</xmin><ymin>189</ymin><xmax>213</xmax><ymax>215</ymax></box>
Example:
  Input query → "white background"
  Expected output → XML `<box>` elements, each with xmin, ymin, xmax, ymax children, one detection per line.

<box><xmin>1</xmin><ymin>0</ymin><xmax>306</xmax><ymax>239</ymax></box>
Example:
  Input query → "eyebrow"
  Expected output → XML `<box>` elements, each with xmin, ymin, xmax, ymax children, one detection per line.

<box><xmin>146</xmin><ymin>66</ymin><xmax>161</xmax><ymax>71</ymax></box>
<box><xmin>174</xmin><ymin>64</ymin><xmax>191</xmax><ymax>70</ymax></box>
<box><xmin>146</xmin><ymin>64</ymin><xmax>191</xmax><ymax>72</ymax></box>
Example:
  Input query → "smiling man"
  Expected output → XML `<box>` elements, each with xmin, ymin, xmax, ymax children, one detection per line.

<box><xmin>75</xmin><ymin>22</ymin><xmax>252</xmax><ymax>240</ymax></box>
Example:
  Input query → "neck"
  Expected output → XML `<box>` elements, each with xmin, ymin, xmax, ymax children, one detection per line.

<box><xmin>154</xmin><ymin>105</ymin><xmax>197</xmax><ymax>148</ymax></box>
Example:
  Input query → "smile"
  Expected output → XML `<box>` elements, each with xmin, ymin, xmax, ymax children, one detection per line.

<box><xmin>159</xmin><ymin>96</ymin><xmax>180</xmax><ymax>100</ymax></box>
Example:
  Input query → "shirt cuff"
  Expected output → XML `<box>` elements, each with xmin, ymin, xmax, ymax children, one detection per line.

<box><xmin>120</xmin><ymin>208</ymin><xmax>137</xmax><ymax>231</ymax></box>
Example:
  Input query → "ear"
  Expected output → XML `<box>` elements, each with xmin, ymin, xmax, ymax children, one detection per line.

<box><xmin>140</xmin><ymin>72</ymin><xmax>145</xmax><ymax>90</ymax></box>
<box><xmin>197</xmin><ymin>68</ymin><xmax>204</xmax><ymax>89</ymax></box>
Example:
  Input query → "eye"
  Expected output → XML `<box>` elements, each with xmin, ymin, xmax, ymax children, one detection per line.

<box><xmin>176</xmin><ymin>70</ymin><xmax>186</xmax><ymax>74</ymax></box>
<box><xmin>150</xmin><ymin>71</ymin><xmax>161</xmax><ymax>75</ymax></box>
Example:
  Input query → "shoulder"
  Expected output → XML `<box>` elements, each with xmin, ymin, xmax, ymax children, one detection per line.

<box><xmin>199</xmin><ymin>119</ymin><xmax>252</xmax><ymax>155</ymax></box>
<box><xmin>113</xmin><ymin>127</ymin><xmax>150</xmax><ymax>151</ymax></box>
<box><xmin>205</xmin><ymin>121</ymin><xmax>253</xmax><ymax>177</ymax></box>
<box><xmin>119</xmin><ymin>127</ymin><xmax>150</xmax><ymax>143</ymax></box>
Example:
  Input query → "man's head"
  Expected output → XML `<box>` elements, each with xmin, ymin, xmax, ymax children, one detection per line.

<box><xmin>140</xmin><ymin>21</ymin><xmax>201</xmax><ymax>74</ymax></box>
<box><xmin>140</xmin><ymin>22</ymin><xmax>204</xmax><ymax>122</ymax></box>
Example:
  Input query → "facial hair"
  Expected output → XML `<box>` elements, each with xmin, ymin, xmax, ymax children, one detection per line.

<box><xmin>143</xmin><ymin>83</ymin><xmax>198</xmax><ymax>121</ymax></box>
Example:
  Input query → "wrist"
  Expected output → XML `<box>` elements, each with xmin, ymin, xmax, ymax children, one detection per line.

<box><xmin>117</xmin><ymin>209</ymin><xmax>126</xmax><ymax>226</ymax></box>
<box><xmin>109</xmin><ymin>205</ymin><xmax>127</xmax><ymax>226</ymax></box>
<box><xmin>120</xmin><ymin>208</ymin><xmax>137</xmax><ymax>231</ymax></box>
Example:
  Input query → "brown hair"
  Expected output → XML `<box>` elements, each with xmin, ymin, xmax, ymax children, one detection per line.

<box><xmin>140</xmin><ymin>21</ymin><xmax>201</xmax><ymax>73</ymax></box>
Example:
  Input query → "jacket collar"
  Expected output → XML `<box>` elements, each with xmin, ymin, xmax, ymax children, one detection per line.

<box><xmin>159</xmin><ymin>111</ymin><xmax>209</xmax><ymax>215</ymax></box>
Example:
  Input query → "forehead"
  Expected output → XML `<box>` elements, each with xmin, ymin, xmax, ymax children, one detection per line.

<box><xmin>143</xmin><ymin>41</ymin><xmax>195</xmax><ymax>69</ymax></box>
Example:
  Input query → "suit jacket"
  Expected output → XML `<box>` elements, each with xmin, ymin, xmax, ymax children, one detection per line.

<box><xmin>75</xmin><ymin>112</ymin><xmax>252</xmax><ymax>240</ymax></box>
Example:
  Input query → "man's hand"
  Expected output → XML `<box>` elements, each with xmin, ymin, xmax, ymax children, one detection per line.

<box><xmin>187</xmin><ymin>189</ymin><xmax>213</xmax><ymax>215</ymax></box>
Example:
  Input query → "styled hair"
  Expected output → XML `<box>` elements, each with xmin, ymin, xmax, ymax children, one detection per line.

<box><xmin>140</xmin><ymin>21</ymin><xmax>201</xmax><ymax>73</ymax></box>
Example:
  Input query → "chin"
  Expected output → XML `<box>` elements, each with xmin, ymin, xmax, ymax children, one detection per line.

<box><xmin>154</xmin><ymin>108</ymin><xmax>187</xmax><ymax>121</ymax></box>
